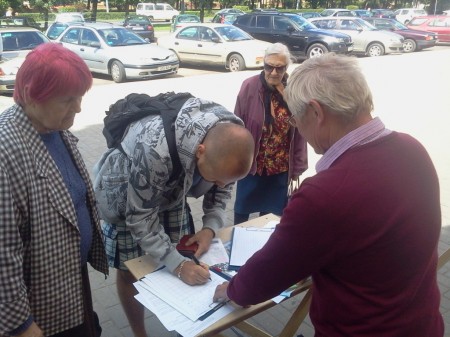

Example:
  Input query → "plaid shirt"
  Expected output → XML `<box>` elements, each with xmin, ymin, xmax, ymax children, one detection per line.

<box><xmin>0</xmin><ymin>105</ymin><xmax>108</xmax><ymax>336</ymax></box>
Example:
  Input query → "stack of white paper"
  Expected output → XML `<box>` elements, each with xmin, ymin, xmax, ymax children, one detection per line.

<box><xmin>229</xmin><ymin>226</ymin><xmax>275</xmax><ymax>270</ymax></box>
<box><xmin>134</xmin><ymin>266</ymin><xmax>233</xmax><ymax>337</ymax></box>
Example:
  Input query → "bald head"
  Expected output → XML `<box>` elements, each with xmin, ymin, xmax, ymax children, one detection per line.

<box><xmin>196</xmin><ymin>122</ymin><xmax>254</xmax><ymax>187</ymax></box>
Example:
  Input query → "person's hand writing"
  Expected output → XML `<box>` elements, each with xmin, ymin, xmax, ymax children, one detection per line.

<box><xmin>176</xmin><ymin>260</ymin><xmax>211</xmax><ymax>285</ymax></box>
<box><xmin>185</xmin><ymin>228</ymin><xmax>214</xmax><ymax>257</ymax></box>
<box><xmin>213</xmin><ymin>282</ymin><xmax>230</xmax><ymax>303</ymax></box>
<box><xmin>17</xmin><ymin>322</ymin><xmax>44</xmax><ymax>337</ymax></box>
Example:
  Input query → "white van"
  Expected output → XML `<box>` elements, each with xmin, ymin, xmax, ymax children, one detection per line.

<box><xmin>136</xmin><ymin>3</ymin><xmax>179</xmax><ymax>22</ymax></box>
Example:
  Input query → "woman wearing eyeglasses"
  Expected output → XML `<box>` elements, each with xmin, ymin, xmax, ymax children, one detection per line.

<box><xmin>233</xmin><ymin>43</ymin><xmax>308</xmax><ymax>225</ymax></box>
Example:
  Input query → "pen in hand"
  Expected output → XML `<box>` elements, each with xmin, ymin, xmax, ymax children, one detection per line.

<box><xmin>191</xmin><ymin>255</ymin><xmax>212</xmax><ymax>281</ymax></box>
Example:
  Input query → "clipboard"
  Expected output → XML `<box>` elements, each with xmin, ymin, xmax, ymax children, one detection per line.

<box><xmin>228</xmin><ymin>226</ymin><xmax>275</xmax><ymax>271</ymax></box>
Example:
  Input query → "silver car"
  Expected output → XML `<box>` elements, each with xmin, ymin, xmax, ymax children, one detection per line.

<box><xmin>53</xmin><ymin>22</ymin><xmax>179</xmax><ymax>83</ymax></box>
<box><xmin>158</xmin><ymin>23</ymin><xmax>271</xmax><ymax>72</ymax></box>
<box><xmin>310</xmin><ymin>16</ymin><xmax>404</xmax><ymax>56</ymax></box>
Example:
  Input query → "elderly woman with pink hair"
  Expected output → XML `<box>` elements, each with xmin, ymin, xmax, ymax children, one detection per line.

<box><xmin>0</xmin><ymin>43</ymin><xmax>108</xmax><ymax>337</ymax></box>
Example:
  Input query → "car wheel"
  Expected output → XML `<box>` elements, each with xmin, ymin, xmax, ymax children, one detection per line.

<box><xmin>307</xmin><ymin>43</ymin><xmax>328</xmax><ymax>58</ymax></box>
<box><xmin>228</xmin><ymin>54</ymin><xmax>245</xmax><ymax>72</ymax></box>
<box><xmin>367</xmin><ymin>42</ymin><xmax>385</xmax><ymax>57</ymax></box>
<box><xmin>110</xmin><ymin>60</ymin><xmax>126</xmax><ymax>83</ymax></box>
<box><xmin>403</xmin><ymin>38</ymin><xmax>417</xmax><ymax>53</ymax></box>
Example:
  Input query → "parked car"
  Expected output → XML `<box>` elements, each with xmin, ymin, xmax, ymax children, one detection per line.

<box><xmin>54</xmin><ymin>12</ymin><xmax>85</xmax><ymax>23</ymax></box>
<box><xmin>158</xmin><ymin>23</ymin><xmax>271</xmax><ymax>71</ymax></box>
<box><xmin>171</xmin><ymin>14</ymin><xmax>200</xmax><ymax>32</ymax></box>
<box><xmin>407</xmin><ymin>15</ymin><xmax>450</xmax><ymax>42</ymax></box>
<box><xmin>46</xmin><ymin>12</ymin><xmax>86</xmax><ymax>40</ymax></box>
<box><xmin>136</xmin><ymin>2</ymin><xmax>179</xmax><ymax>22</ymax></box>
<box><xmin>320</xmin><ymin>9</ymin><xmax>355</xmax><ymax>17</ymax></box>
<box><xmin>211</xmin><ymin>12</ymin><xmax>243</xmax><ymax>24</ymax></box>
<box><xmin>364</xmin><ymin>17</ymin><xmax>438</xmax><ymax>52</ymax></box>
<box><xmin>0</xmin><ymin>16</ymin><xmax>41</xmax><ymax>30</ymax></box>
<box><xmin>0</xmin><ymin>55</ymin><xmax>24</xmax><ymax>94</ymax></box>
<box><xmin>369</xmin><ymin>9</ymin><xmax>396</xmax><ymax>19</ymax></box>
<box><xmin>216</xmin><ymin>8</ymin><xmax>245</xmax><ymax>14</ymax></box>
<box><xmin>54</xmin><ymin>22</ymin><xmax>179</xmax><ymax>83</ymax></box>
<box><xmin>46</xmin><ymin>22</ymin><xmax>71</xmax><ymax>40</ymax></box>
<box><xmin>297</xmin><ymin>12</ymin><xmax>321</xmax><ymax>19</ymax></box>
<box><xmin>394</xmin><ymin>8</ymin><xmax>427</xmax><ymax>24</ymax></box>
<box><xmin>1</xmin><ymin>26</ymin><xmax>49</xmax><ymax>59</ymax></box>
<box><xmin>310</xmin><ymin>16</ymin><xmax>404</xmax><ymax>56</ymax></box>
<box><xmin>0</xmin><ymin>26</ymin><xmax>49</xmax><ymax>93</ymax></box>
<box><xmin>122</xmin><ymin>15</ymin><xmax>156</xmax><ymax>42</ymax></box>
<box><xmin>352</xmin><ymin>9</ymin><xmax>371</xmax><ymax>18</ymax></box>
<box><xmin>233</xmin><ymin>12</ymin><xmax>353</xmax><ymax>60</ymax></box>
<box><xmin>251</xmin><ymin>8</ymin><xmax>279</xmax><ymax>12</ymax></box>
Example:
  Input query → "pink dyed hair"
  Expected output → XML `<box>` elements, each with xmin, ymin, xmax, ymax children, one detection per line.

<box><xmin>14</xmin><ymin>43</ymin><xmax>93</xmax><ymax>105</ymax></box>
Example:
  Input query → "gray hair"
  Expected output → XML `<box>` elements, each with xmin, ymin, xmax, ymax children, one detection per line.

<box><xmin>284</xmin><ymin>53</ymin><xmax>373</xmax><ymax>120</ymax></box>
<box><xmin>264</xmin><ymin>43</ymin><xmax>293</xmax><ymax>66</ymax></box>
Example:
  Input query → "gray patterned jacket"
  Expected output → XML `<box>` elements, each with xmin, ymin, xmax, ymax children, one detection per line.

<box><xmin>0</xmin><ymin>105</ymin><xmax>108</xmax><ymax>336</ymax></box>
<box><xmin>95</xmin><ymin>97</ymin><xmax>244</xmax><ymax>272</ymax></box>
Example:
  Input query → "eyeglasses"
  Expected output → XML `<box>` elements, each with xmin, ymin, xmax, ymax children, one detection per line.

<box><xmin>263</xmin><ymin>63</ymin><xmax>287</xmax><ymax>74</ymax></box>
<box><xmin>287</xmin><ymin>115</ymin><xmax>297</xmax><ymax>127</ymax></box>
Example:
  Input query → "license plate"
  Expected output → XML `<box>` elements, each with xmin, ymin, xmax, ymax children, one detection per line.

<box><xmin>157</xmin><ymin>65</ymin><xmax>173</xmax><ymax>71</ymax></box>
<box><xmin>132</xmin><ymin>27</ymin><xmax>144</xmax><ymax>30</ymax></box>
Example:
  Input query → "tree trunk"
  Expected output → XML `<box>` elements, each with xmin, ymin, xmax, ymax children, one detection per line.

<box><xmin>91</xmin><ymin>0</ymin><xmax>98</xmax><ymax>22</ymax></box>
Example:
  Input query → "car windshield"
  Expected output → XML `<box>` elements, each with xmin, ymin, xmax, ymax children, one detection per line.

<box><xmin>56</xmin><ymin>14</ymin><xmax>84</xmax><ymax>23</ymax></box>
<box><xmin>127</xmin><ymin>16</ymin><xmax>150</xmax><ymax>25</ymax></box>
<box><xmin>46</xmin><ymin>22</ymin><xmax>69</xmax><ymax>40</ymax></box>
<box><xmin>284</xmin><ymin>14</ymin><xmax>317</xmax><ymax>30</ymax></box>
<box><xmin>320</xmin><ymin>9</ymin><xmax>334</xmax><ymax>16</ymax></box>
<box><xmin>221</xmin><ymin>14</ymin><xmax>241</xmax><ymax>22</ymax></box>
<box><xmin>99</xmin><ymin>28</ymin><xmax>147</xmax><ymax>46</ymax></box>
<box><xmin>215</xmin><ymin>26</ymin><xmax>252</xmax><ymax>41</ymax></box>
<box><xmin>391</xmin><ymin>20</ymin><xmax>408</xmax><ymax>29</ymax></box>
<box><xmin>178</xmin><ymin>15</ymin><xmax>200</xmax><ymax>23</ymax></box>
<box><xmin>1</xmin><ymin>31</ymin><xmax>48</xmax><ymax>52</ymax></box>
<box><xmin>356</xmin><ymin>18</ymin><xmax>378</xmax><ymax>30</ymax></box>
<box><xmin>354</xmin><ymin>10</ymin><xmax>370</xmax><ymax>16</ymax></box>
<box><xmin>408</xmin><ymin>18</ymin><xmax>428</xmax><ymax>25</ymax></box>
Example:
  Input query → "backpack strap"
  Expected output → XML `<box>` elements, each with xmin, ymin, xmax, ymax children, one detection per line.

<box><xmin>160</xmin><ymin>108</ymin><xmax>182</xmax><ymax>183</ymax></box>
<box><xmin>159</xmin><ymin>92</ymin><xmax>194</xmax><ymax>183</ymax></box>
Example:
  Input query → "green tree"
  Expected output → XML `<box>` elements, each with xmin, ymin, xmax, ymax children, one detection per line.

<box><xmin>30</xmin><ymin>0</ymin><xmax>53</xmax><ymax>29</ymax></box>
<box><xmin>2</xmin><ymin>0</ymin><xmax>22</xmax><ymax>14</ymax></box>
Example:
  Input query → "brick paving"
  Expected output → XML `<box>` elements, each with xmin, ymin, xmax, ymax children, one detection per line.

<box><xmin>1</xmin><ymin>48</ymin><xmax>449</xmax><ymax>336</ymax></box>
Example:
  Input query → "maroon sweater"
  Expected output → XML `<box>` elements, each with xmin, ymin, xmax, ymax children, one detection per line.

<box><xmin>228</xmin><ymin>132</ymin><xmax>443</xmax><ymax>336</ymax></box>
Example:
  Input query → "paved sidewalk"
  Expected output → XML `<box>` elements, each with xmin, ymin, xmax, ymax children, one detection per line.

<box><xmin>1</xmin><ymin>49</ymin><xmax>449</xmax><ymax>336</ymax></box>
<box><xmin>74</xmin><ymin>121</ymin><xmax>450</xmax><ymax>337</ymax></box>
